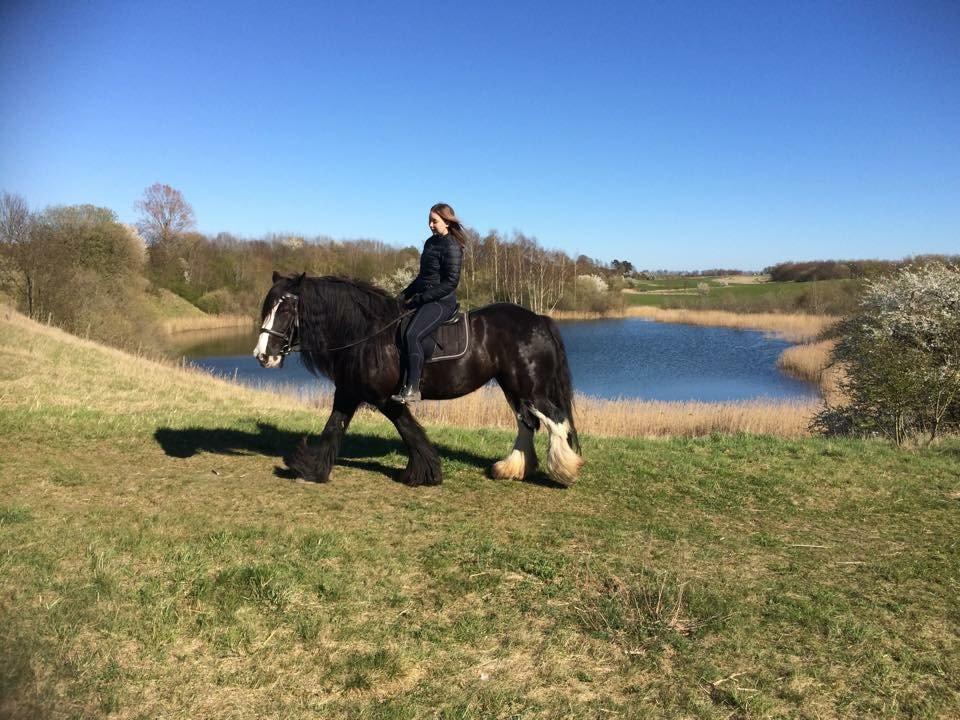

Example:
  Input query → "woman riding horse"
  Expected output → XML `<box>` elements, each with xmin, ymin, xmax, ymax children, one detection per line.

<box><xmin>391</xmin><ymin>203</ymin><xmax>465</xmax><ymax>404</ymax></box>
<box><xmin>254</xmin><ymin>220</ymin><xmax>584</xmax><ymax>487</ymax></box>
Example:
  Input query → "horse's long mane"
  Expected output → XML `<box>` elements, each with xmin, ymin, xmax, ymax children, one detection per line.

<box><xmin>296</xmin><ymin>275</ymin><xmax>402</xmax><ymax>381</ymax></box>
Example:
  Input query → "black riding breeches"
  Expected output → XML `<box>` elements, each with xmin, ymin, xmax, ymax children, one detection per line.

<box><xmin>403</xmin><ymin>295</ymin><xmax>457</xmax><ymax>389</ymax></box>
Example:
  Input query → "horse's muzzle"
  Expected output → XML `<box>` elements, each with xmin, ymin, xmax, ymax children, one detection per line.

<box><xmin>255</xmin><ymin>352</ymin><xmax>284</xmax><ymax>369</ymax></box>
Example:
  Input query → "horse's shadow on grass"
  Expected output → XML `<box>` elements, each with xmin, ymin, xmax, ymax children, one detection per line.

<box><xmin>153</xmin><ymin>422</ymin><xmax>565</xmax><ymax>488</ymax></box>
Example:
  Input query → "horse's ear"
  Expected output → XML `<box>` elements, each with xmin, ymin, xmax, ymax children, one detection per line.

<box><xmin>296</xmin><ymin>272</ymin><xmax>306</xmax><ymax>286</ymax></box>
<box><xmin>272</xmin><ymin>271</ymin><xmax>282</xmax><ymax>284</ymax></box>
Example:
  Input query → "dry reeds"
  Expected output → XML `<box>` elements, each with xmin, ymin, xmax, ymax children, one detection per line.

<box><xmin>777</xmin><ymin>340</ymin><xmax>834</xmax><ymax>383</ymax></box>
<box><xmin>548</xmin><ymin>306</ymin><xmax>837</xmax><ymax>341</ymax></box>
<box><xmin>288</xmin><ymin>385</ymin><xmax>820</xmax><ymax>439</ymax></box>
<box><xmin>776</xmin><ymin>339</ymin><xmax>845</xmax><ymax>403</ymax></box>
<box><xmin>621</xmin><ymin>306</ymin><xmax>837</xmax><ymax>342</ymax></box>
<box><xmin>162</xmin><ymin>314</ymin><xmax>254</xmax><ymax>334</ymax></box>
<box><xmin>568</xmin><ymin>394</ymin><xmax>818</xmax><ymax>438</ymax></box>
<box><xmin>550</xmin><ymin>309</ymin><xmax>619</xmax><ymax>321</ymax></box>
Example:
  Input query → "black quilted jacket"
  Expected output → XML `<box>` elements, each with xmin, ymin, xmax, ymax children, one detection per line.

<box><xmin>401</xmin><ymin>233</ymin><xmax>463</xmax><ymax>305</ymax></box>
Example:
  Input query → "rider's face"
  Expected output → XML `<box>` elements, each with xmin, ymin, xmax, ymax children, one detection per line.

<box><xmin>428</xmin><ymin>212</ymin><xmax>449</xmax><ymax>236</ymax></box>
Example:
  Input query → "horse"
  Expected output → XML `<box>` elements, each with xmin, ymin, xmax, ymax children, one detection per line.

<box><xmin>253</xmin><ymin>272</ymin><xmax>583</xmax><ymax>487</ymax></box>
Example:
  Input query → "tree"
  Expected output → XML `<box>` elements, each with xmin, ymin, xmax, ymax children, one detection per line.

<box><xmin>0</xmin><ymin>192</ymin><xmax>39</xmax><ymax>317</ymax></box>
<box><xmin>135</xmin><ymin>183</ymin><xmax>196</xmax><ymax>284</ymax></box>
<box><xmin>134</xmin><ymin>183</ymin><xmax>196</xmax><ymax>246</ymax></box>
<box><xmin>813</xmin><ymin>263</ymin><xmax>960</xmax><ymax>443</ymax></box>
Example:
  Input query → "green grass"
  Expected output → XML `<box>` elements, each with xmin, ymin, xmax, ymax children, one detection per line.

<box><xmin>144</xmin><ymin>286</ymin><xmax>207</xmax><ymax>320</ymax></box>
<box><xmin>2</xmin><ymin>309</ymin><xmax>959</xmax><ymax>718</ymax></box>
<box><xmin>626</xmin><ymin>278</ymin><xmax>861</xmax><ymax>314</ymax></box>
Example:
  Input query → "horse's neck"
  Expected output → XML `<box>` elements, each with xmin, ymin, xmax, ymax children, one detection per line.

<box><xmin>302</xmin><ymin>280</ymin><xmax>399</xmax><ymax>345</ymax></box>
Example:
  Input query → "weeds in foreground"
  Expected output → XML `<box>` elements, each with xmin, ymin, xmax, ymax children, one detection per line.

<box><xmin>574</xmin><ymin>569</ymin><xmax>724</xmax><ymax>653</ymax></box>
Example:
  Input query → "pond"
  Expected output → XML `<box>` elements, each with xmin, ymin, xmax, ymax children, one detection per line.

<box><xmin>177</xmin><ymin>318</ymin><xmax>819</xmax><ymax>403</ymax></box>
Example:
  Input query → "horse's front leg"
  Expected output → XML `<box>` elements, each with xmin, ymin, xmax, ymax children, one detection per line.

<box><xmin>380</xmin><ymin>402</ymin><xmax>442</xmax><ymax>486</ymax></box>
<box><xmin>284</xmin><ymin>389</ymin><xmax>359</xmax><ymax>483</ymax></box>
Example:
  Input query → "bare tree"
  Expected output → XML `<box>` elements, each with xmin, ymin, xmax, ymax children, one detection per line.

<box><xmin>134</xmin><ymin>183</ymin><xmax>195</xmax><ymax>246</ymax></box>
<box><xmin>0</xmin><ymin>192</ymin><xmax>39</xmax><ymax>317</ymax></box>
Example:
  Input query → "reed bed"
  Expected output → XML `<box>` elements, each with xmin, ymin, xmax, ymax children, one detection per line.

<box><xmin>776</xmin><ymin>339</ymin><xmax>846</xmax><ymax>403</ymax></box>
<box><xmin>416</xmin><ymin>387</ymin><xmax>820</xmax><ymax>438</ymax></box>
<box><xmin>280</xmin><ymin>385</ymin><xmax>821</xmax><ymax>439</ymax></box>
<box><xmin>777</xmin><ymin>339</ymin><xmax>834</xmax><ymax>383</ymax></box>
<box><xmin>549</xmin><ymin>306</ymin><xmax>837</xmax><ymax>341</ymax></box>
<box><xmin>622</xmin><ymin>306</ymin><xmax>837</xmax><ymax>342</ymax></box>
<box><xmin>549</xmin><ymin>309</ymin><xmax>622</xmax><ymax>321</ymax></box>
<box><xmin>162</xmin><ymin>314</ymin><xmax>254</xmax><ymax>334</ymax></box>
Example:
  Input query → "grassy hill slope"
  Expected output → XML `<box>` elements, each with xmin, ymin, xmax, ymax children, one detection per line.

<box><xmin>1</xmin><ymin>307</ymin><xmax>958</xmax><ymax>719</ymax></box>
<box><xmin>144</xmin><ymin>287</ymin><xmax>209</xmax><ymax>320</ymax></box>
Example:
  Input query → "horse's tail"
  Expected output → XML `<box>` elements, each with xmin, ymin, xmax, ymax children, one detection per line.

<box><xmin>526</xmin><ymin>316</ymin><xmax>584</xmax><ymax>485</ymax></box>
<box><xmin>544</xmin><ymin>317</ymin><xmax>581</xmax><ymax>453</ymax></box>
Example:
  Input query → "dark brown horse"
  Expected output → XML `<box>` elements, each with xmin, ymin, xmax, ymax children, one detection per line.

<box><xmin>254</xmin><ymin>272</ymin><xmax>582</xmax><ymax>486</ymax></box>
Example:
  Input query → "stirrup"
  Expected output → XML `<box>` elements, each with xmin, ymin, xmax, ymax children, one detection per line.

<box><xmin>390</xmin><ymin>385</ymin><xmax>421</xmax><ymax>404</ymax></box>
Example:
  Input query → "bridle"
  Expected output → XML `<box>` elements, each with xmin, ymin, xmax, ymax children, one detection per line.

<box><xmin>259</xmin><ymin>292</ymin><xmax>300</xmax><ymax>356</ymax></box>
<box><xmin>260</xmin><ymin>291</ymin><xmax>416</xmax><ymax>357</ymax></box>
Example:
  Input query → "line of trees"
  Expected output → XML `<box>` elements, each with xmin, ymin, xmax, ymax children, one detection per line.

<box><xmin>765</xmin><ymin>257</ymin><xmax>959</xmax><ymax>283</ymax></box>
<box><xmin>125</xmin><ymin>184</ymin><xmax>624</xmax><ymax>316</ymax></box>
<box><xmin>0</xmin><ymin>192</ymin><xmax>158</xmax><ymax>349</ymax></box>
<box><xmin>1</xmin><ymin>185</ymin><xmax>629</xmax><ymax>350</ymax></box>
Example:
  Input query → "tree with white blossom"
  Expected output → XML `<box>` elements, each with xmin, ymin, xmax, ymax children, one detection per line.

<box><xmin>814</xmin><ymin>263</ymin><xmax>960</xmax><ymax>443</ymax></box>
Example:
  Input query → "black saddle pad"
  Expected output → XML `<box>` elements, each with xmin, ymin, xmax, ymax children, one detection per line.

<box><xmin>398</xmin><ymin>311</ymin><xmax>471</xmax><ymax>364</ymax></box>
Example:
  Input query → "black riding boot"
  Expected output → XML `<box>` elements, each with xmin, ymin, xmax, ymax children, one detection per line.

<box><xmin>390</xmin><ymin>381</ymin><xmax>421</xmax><ymax>404</ymax></box>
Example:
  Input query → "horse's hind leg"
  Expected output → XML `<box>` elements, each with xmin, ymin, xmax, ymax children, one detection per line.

<box><xmin>380</xmin><ymin>402</ymin><xmax>442</xmax><ymax>486</ymax></box>
<box><xmin>526</xmin><ymin>397</ymin><xmax>583</xmax><ymax>486</ymax></box>
<box><xmin>491</xmin><ymin>407</ymin><xmax>539</xmax><ymax>480</ymax></box>
<box><xmin>284</xmin><ymin>389</ymin><xmax>359</xmax><ymax>483</ymax></box>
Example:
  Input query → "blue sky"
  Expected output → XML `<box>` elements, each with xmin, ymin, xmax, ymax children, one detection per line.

<box><xmin>1</xmin><ymin>1</ymin><xmax>958</xmax><ymax>270</ymax></box>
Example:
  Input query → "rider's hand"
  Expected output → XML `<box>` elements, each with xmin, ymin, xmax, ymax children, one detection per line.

<box><xmin>404</xmin><ymin>294</ymin><xmax>420</xmax><ymax>308</ymax></box>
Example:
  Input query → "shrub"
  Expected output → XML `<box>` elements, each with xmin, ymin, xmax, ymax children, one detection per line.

<box><xmin>196</xmin><ymin>288</ymin><xmax>242</xmax><ymax>315</ymax></box>
<box><xmin>373</xmin><ymin>264</ymin><xmax>416</xmax><ymax>295</ymax></box>
<box><xmin>813</xmin><ymin>263</ymin><xmax>960</xmax><ymax>443</ymax></box>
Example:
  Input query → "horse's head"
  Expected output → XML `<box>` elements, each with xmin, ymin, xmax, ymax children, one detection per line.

<box><xmin>253</xmin><ymin>272</ymin><xmax>304</xmax><ymax>368</ymax></box>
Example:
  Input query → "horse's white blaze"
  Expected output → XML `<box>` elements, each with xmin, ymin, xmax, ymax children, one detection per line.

<box><xmin>492</xmin><ymin>420</ymin><xmax>536</xmax><ymax>480</ymax></box>
<box><xmin>529</xmin><ymin>408</ymin><xmax>583</xmax><ymax>486</ymax></box>
<box><xmin>253</xmin><ymin>301</ymin><xmax>281</xmax><ymax>362</ymax></box>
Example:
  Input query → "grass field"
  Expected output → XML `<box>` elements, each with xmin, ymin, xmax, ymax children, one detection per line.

<box><xmin>2</xmin><ymin>308</ymin><xmax>959</xmax><ymax>719</ymax></box>
<box><xmin>624</xmin><ymin>278</ymin><xmax>861</xmax><ymax>315</ymax></box>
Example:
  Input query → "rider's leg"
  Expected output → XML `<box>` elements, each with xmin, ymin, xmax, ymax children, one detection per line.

<box><xmin>392</xmin><ymin>300</ymin><xmax>449</xmax><ymax>402</ymax></box>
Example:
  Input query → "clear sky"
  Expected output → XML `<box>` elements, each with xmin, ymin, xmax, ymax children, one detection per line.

<box><xmin>1</xmin><ymin>1</ymin><xmax>958</xmax><ymax>270</ymax></box>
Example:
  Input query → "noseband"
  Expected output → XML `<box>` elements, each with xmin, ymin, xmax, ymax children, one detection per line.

<box><xmin>260</xmin><ymin>292</ymin><xmax>300</xmax><ymax>356</ymax></box>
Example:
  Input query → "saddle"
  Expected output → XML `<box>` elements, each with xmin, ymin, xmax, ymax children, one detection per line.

<box><xmin>398</xmin><ymin>305</ymin><xmax>471</xmax><ymax>364</ymax></box>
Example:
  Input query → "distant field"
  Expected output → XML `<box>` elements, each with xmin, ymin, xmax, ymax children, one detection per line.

<box><xmin>2</xmin><ymin>308</ymin><xmax>958</xmax><ymax>719</ymax></box>
<box><xmin>625</xmin><ymin>278</ymin><xmax>861</xmax><ymax>314</ymax></box>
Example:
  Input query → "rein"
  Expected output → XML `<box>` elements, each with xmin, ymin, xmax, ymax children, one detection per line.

<box><xmin>318</xmin><ymin>309</ymin><xmax>416</xmax><ymax>353</ymax></box>
<box><xmin>261</xmin><ymin>293</ymin><xmax>415</xmax><ymax>356</ymax></box>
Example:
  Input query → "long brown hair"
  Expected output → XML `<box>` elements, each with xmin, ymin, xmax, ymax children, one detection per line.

<box><xmin>431</xmin><ymin>202</ymin><xmax>467</xmax><ymax>248</ymax></box>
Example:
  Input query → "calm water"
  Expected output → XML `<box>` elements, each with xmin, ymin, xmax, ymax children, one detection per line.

<box><xmin>179</xmin><ymin>319</ymin><xmax>818</xmax><ymax>402</ymax></box>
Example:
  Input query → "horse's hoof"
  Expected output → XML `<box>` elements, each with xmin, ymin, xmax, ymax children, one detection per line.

<box><xmin>284</xmin><ymin>441</ymin><xmax>330</xmax><ymax>483</ymax></box>
<box><xmin>284</xmin><ymin>459</ymin><xmax>329</xmax><ymax>484</ymax></box>
<box><xmin>395</xmin><ymin>467</ymin><xmax>441</xmax><ymax>487</ymax></box>
<box><xmin>491</xmin><ymin>454</ymin><xmax>537</xmax><ymax>481</ymax></box>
